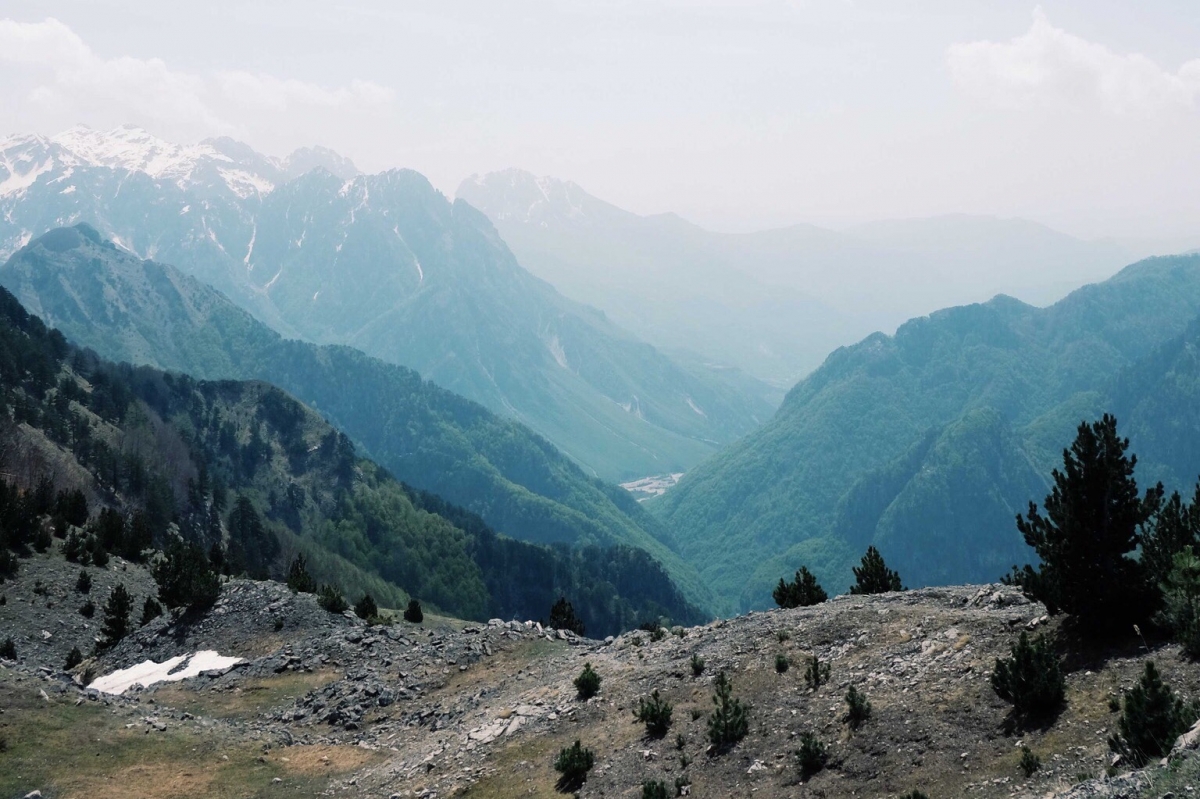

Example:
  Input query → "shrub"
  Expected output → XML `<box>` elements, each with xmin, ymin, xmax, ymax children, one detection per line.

<box><xmin>1019</xmin><ymin>746</ymin><xmax>1040</xmax><ymax>777</ymax></box>
<box><xmin>64</xmin><ymin>645</ymin><xmax>83</xmax><ymax>670</ymax></box>
<box><xmin>991</xmin><ymin>632</ymin><xmax>1064</xmax><ymax>718</ymax></box>
<box><xmin>62</xmin><ymin>529</ymin><xmax>86</xmax><ymax>563</ymax></box>
<box><xmin>642</xmin><ymin>780</ymin><xmax>669</xmax><ymax>799</ymax></box>
<box><xmin>75</xmin><ymin>568</ymin><xmax>91</xmax><ymax>594</ymax></box>
<box><xmin>99</xmin><ymin>583</ymin><xmax>132</xmax><ymax>649</ymax></box>
<box><xmin>804</xmin><ymin>654</ymin><xmax>831</xmax><ymax>690</ymax></box>
<box><xmin>575</xmin><ymin>662</ymin><xmax>601</xmax><ymax>699</ymax></box>
<box><xmin>690</xmin><ymin>653</ymin><xmax>705</xmax><ymax>677</ymax></box>
<box><xmin>774</xmin><ymin>566</ymin><xmax>828</xmax><ymax>608</ymax></box>
<box><xmin>845</xmin><ymin>685</ymin><xmax>871</xmax><ymax>729</ymax></box>
<box><xmin>140</xmin><ymin>596</ymin><xmax>163</xmax><ymax>626</ymax></box>
<box><xmin>707</xmin><ymin>671</ymin><xmax>749</xmax><ymax>750</ymax></box>
<box><xmin>1110</xmin><ymin>661</ymin><xmax>1198</xmax><ymax>766</ymax></box>
<box><xmin>403</xmin><ymin>598</ymin><xmax>423</xmax><ymax>623</ymax></box>
<box><xmin>553</xmin><ymin>740</ymin><xmax>595</xmax><ymax>790</ymax></box>
<box><xmin>354</xmin><ymin>593</ymin><xmax>378</xmax><ymax>620</ymax></box>
<box><xmin>317</xmin><ymin>584</ymin><xmax>348</xmax><ymax>614</ymax></box>
<box><xmin>796</xmin><ymin>731</ymin><xmax>827</xmax><ymax>779</ymax></box>
<box><xmin>286</xmin><ymin>553</ymin><xmax>317</xmax><ymax>593</ymax></box>
<box><xmin>634</xmin><ymin>689</ymin><xmax>674</xmax><ymax>737</ymax></box>
<box><xmin>899</xmin><ymin>793</ymin><xmax>930</xmax><ymax>799</ymax></box>
<box><xmin>153</xmin><ymin>540</ymin><xmax>220</xmax><ymax>610</ymax></box>
<box><xmin>850</xmin><ymin>546</ymin><xmax>903</xmax><ymax>594</ymax></box>
<box><xmin>775</xmin><ymin>653</ymin><xmax>790</xmax><ymax>674</ymax></box>
<box><xmin>79</xmin><ymin>599</ymin><xmax>95</xmax><ymax>618</ymax></box>
<box><xmin>0</xmin><ymin>636</ymin><xmax>15</xmax><ymax>660</ymax></box>
<box><xmin>33</xmin><ymin>525</ymin><xmax>52</xmax><ymax>553</ymax></box>
<box><xmin>549</xmin><ymin>597</ymin><xmax>585</xmax><ymax>636</ymax></box>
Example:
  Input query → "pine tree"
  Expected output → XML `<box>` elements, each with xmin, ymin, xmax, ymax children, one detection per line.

<box><xmin>99</xmin><ymin>583</ymin><xmax>132</xmax><ymax>649</ymax></box>
<box><xmin>575</xmin><ymin>662</ymin><xmax>601</xmax><ymax>699</ymax></box>
<box><xmin>796</xmin><ymin>731</ymin><xmax>827</xmax><ymax>779</ymax></box>
<box><xmin>845</xmin><ymin>685</ymin><xmax>871</xmax><ymax>729</ymax></box>
<box><xmin>227</xmin><ymin>495</ymin><xmax>279</xmax><ymax>578</ymax></box>
<box><xmin>633</xmin><ymin>689</ymin><xmax>674</xmax><ymax>737</ymax></box>
<box><xmin>286</xmin><ymin>553</ymin><xmax>317</xmax><ymax>593</ymax></box>
<box><xmin>1142</xmin><ymin>484</ymin><xmax>1200</xmax><ymax>588</ymax></box>
<box><xmin>1010</xmin><ymin>415</ymin><xmax>1163</xmax><ymax>631</ymax></box>
<box><xmin>707</xmin><ymin>671</ymin><xmax>750</xmax><ymax>751</ymax></box>
<box><xmin>850</xmin><ymin>546</ymin><xmax>903</xmax><ymax>595</ymax></box>
<box><xmin>317</xmin><ymin>584</ymin><xmax>348</xmax><ymax>614</ymax></box>
<box><xmin>774</xmin><ymin>566</ymin><xmax>828</xmax><ymax>608</ymax></box>
<box><xmin>553</xmin><ymin>740</ymin><xmax>595</xmax><ymax>790</ymax></box>
<box><xmin>404</xmin><ymin>598</ymin><xmax>423</xmax><ymax>623</ymax></box>
<box><xmin>354</xmin><ymin>593</ymin><xmax>378</xmax><ymax>620</ymax></box>
<box><xmin>153</xmin><ymin>539</ymin><xmax>220</xmax><ymax>610</ymax></box>
<box><xmin>1110</xmin><ymin>661</ymin><xmax>1198</xmax><ymax>766</ymax></box>
<box><xmin>1156</xmin><ymin>547</ymin><xmax>1200</xmax><ymax>657</ymax></box>
<box><xmin>140</xmin><ymin>596</ymin><xmax>163</xmax><ymax>626</ymax></box>
<box><xmin>121</xmin><ymin>511</ymin><xmax>153</xmax><ymax>562</ymax></box>
<box><xmin>991</xmin><ymin>632</ymin><xmax>1064</xmax><ymax>718</ymax></box>
<box><xmin>549</xmin><ymin>597</ymin><xmax>585</xmax><ymax>636</ymax></box>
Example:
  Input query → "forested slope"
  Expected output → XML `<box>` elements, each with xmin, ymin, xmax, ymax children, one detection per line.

<box><xmin>0</xmin><ymin>224</ymin><xmax>717</xmax><ymax>615</ymax></box>
<box><xmin>0</xmin><ymin>277</ymin><xmax>706</xmax><ymax>634</ymax></box>
<box><xmin>654</xmin><ymin>255</ymin><xmax>1200</xmax><ymax>610</ymax></box>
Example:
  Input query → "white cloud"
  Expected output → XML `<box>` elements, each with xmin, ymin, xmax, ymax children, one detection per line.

<box><xmin>947</xmin><ymin>7</ymin><xmax>1200</xmax><ymax>116</ymax></box>
<box><xmin>216</xmin><ymin>72</ymin><xmax>394</xmax><ymax>111</ymax></box>
<box><xmin>0</xmin><ymin>17</ymin><xmax>395</xmax><ymax>136</ymax></box>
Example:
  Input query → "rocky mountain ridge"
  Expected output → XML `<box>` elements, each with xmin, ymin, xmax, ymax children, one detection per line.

<box><xmin>4</xmin><ymin>551</ymin><xmax>1200</xmax><ymax>798</ymax></box>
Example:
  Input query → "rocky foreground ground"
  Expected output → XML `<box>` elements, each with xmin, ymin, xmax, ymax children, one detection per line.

<box><xmin>4</xmin><ymin>551</ymin><xmax>1200</xmax><ymax>798</ymax></box>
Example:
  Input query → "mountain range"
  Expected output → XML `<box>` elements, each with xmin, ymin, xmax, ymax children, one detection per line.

<box><xmin>651</xmin><ymin>253</ymin><xmax>1200</xmax><ymax>609</ymax></box>
<box><xmin>0</xmin><ymin>224</ymin><xmax>718</xmax><ymax>615</ymax></box>
<box><xmin>0</xmin><ymin>127</ymin><xmax>772</xmax><ymax>481</ymax></box>
<box><xmin>0</xmin><ymin>272</ymin><xmax>703</xmax><ymax>634</ymax></box>
<box><xmin>459</xmin><ymin>169</ymin><xmax>1164</xmax><ymax>384</ymax></box>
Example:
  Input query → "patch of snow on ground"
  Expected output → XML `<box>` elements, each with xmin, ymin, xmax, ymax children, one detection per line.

<box><xmin>89</xmin><ymin>650</ymin><xmax>243</xmax><ymax>695</ymax></box>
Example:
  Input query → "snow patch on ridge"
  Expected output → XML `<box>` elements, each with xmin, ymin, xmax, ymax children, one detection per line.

<box><xmin>547</xmin><ymin>335</ymin><xmax>570</xmax><ymax>370</ymax></box>
<box><xmin>0</xmin><ymin>154</ymin><xmax>53</xmax><ymax>197</ymax></box>
<box><xmin>89</xmin><ymin>651</ymin><xmax>243</xmax><ymax>695</ymax></box>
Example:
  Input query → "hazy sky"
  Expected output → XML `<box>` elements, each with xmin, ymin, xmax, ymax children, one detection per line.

<box><xmin>2</xmin><ymin>1</ymin><xmax>1198</xmax><ymax>239</ymax></box>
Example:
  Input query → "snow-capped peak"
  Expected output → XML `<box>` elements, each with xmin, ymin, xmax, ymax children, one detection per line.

<box><xmin>50</xmin><ymin>125</ymin><xmax>231</xmax><ymax>183</ymax></box>
<box><xmin>0</xmin><ymin>125</ymin><xmax>359</xmax><ymax>200</ymax></box>
<box><xmin>457</xmin><ymin>169</ymin><xmax>590</xmax><ymax>224</ymax></box>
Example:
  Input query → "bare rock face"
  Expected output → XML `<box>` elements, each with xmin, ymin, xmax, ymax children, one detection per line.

<box><xmin>5</xmin><ymin>559</ymin><xmax>1200</xmax><ymax>798</ymax></box>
